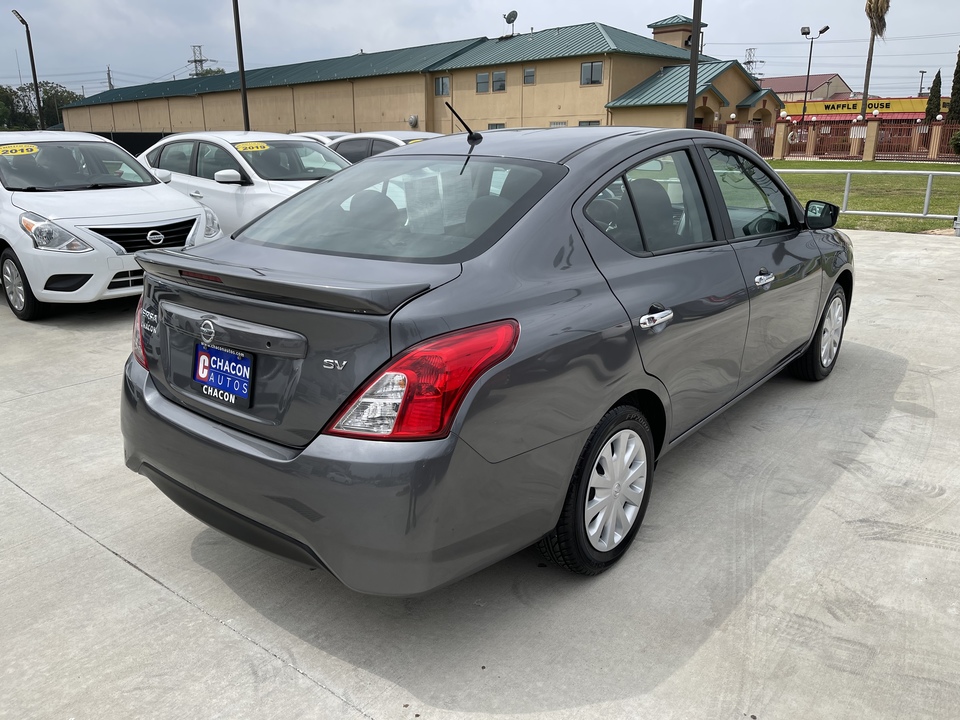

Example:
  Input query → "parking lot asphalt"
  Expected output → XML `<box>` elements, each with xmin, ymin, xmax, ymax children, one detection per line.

<box><xmin>2</xmin><ymin>229</ymin><xmax>959</xmax><ymax>719</ymax></box>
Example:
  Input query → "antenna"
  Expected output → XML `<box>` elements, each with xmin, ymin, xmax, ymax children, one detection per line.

<box><xmin>503</xmin><ymin>10</ymin><xmax>517</xmax><ymax>34</ymax></box>
<box><xmin>444</xmin><ymin>101</ymin><xmax>483</xmax><ymax>175</ymax></box>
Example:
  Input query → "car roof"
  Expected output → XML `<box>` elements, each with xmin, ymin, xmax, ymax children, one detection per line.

<box><xmin>0</xmin><ymin>130</ymin><xmax>112</xmax><ymax>145</ymax></box>
<box><xmin>153</xmin><ymin>131</ymin><xmax>322</xmax><ymax>143</ymax></box>
<box><xmin>385</xmin><ymin>126</ymin><xmax>692</xmax><ymax>163</ymax></box>
<box><xmin>333</xmin><ymin>131</ymin><xmax>442</xmax><ymax>143</ymax></box>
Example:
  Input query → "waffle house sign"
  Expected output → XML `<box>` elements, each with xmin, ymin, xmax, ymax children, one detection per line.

<box><xmin>783</xmin><ymin>97</ymin><xmax>951</xmax><ymax>118</ymax></box>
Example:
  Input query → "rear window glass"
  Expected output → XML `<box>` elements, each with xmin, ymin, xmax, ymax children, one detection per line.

<box><xmin>235</xmin><ymin>155</ymin><xmax>565</xmax><ymax>263</ymax></box>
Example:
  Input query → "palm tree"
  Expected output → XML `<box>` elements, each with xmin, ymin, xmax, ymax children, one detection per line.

<box><xmin>860</xmin><ymin>0</ymin><xmax>891</xmax><ymax>115</ymax></box>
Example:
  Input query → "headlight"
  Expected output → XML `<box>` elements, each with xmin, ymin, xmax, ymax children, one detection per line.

<box><xmin>19</xmin><ymin>212</ymin><xmax>93</xmax><ymax>253</ymax></box>
<box><xmin>203</xmin><ymin>205</ymin><xmax>221</xmax><ymax>239</ymax></box>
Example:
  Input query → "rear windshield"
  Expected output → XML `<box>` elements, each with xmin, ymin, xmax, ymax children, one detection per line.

<box><xmin>0</xmin><ymin>140</ymin><xmax>156</xmax><ymax>191</ymax></box>
<box><xmin>234</xmin><ymin>155</ymin><xmax>566</xmax><ymax>263</ymax></box>
<box><xmin>232</xmin><ymin>139</ymin><xmax>349</xmax><ymax>181</ymax></box>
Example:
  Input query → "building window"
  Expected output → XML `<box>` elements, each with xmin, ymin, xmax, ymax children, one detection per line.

<box><xmin>579</xmin><ymin>120</ymin><xmax>601</xmax><ymax>127</ymax></box>
<box><xmin>476</xmin><ymin>72</ymin><xmax>489</xmax><ymax>93</ymax></box>
<box><xmin>550</xmin><ymin>121</ymin><xmax>567</xmax><ymax>128</ymax></box>
<box><xmin>524</xmin><ymin>67</ymin><xmax>536</xmax><ymax>85</ymax></box>
<box><xmin>434</xmin><ymin>77</ymin><xmax>449</xmax><ymax>96</ymax></box>
<box><xmin>492</xmin><ymin>70</ymin><xmax>506</xmax><ymax>92</ymax></box>
<box><xmin>581</xmin><ymin>61</ymin><xmax>603</xmax><ymax>86</ymax></box>
<box><xmin>488</xmin><ymin>123</ymin><xmax>505</xmax><ymax>130</ymax></box>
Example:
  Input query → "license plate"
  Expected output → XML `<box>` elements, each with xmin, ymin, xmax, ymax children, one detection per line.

<box><xmin>193</xmin><ymin>343</ymin><xmax>254</xmax><ymax>408</ymax></box>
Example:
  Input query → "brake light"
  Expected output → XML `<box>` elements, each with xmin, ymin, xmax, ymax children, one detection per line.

<box><xmin>326</xmin><ymin>320</ymin><xmax>519</xmax><ymax>441</ymax></box>
<box><xmin>132</xmin><ymin>294</ymin><xmax>148</xmax><ymax>369</ymax></box>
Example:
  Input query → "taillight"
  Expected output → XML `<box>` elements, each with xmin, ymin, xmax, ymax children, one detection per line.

<box><xmin>132</xmin><ymin>294</ymin><xmax>148</xmax><ymax>369</ymax></box>
<box><xmin>326</xmin><ymin>320</ymin><xmax>519</xmax><ymax>441</ymax></box>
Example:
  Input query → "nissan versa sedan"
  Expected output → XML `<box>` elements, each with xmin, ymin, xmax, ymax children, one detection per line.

<box><xmin>138</xmin><ymin>131</ymin><xmax>350</xmax><ymax>236</ymax></box>
<box><xmin>1</xmin><ymin>131</ymin><xmax>221</xmax><ymax>321</ymax></box>
<box><xmin>121</xmin><ymin>127</ymin><xmax>853</xmax><ymax>596</ymax></box>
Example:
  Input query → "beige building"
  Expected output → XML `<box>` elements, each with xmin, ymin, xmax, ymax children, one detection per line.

<box><xmin>761</xmin><ymin>74</ymin><xmax>852</xmax><ymax>103</ymax></box>
<box><xmin>63</xmin><ymin>17</ymin><xmax>783</xmax><ymax>141</ymax></box>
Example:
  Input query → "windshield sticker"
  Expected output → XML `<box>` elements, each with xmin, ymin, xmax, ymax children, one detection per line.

<box><xmin>0</xmin><ymin>143</ymin><xmax>40</xmax><ymax>156</ymax></box>
<box><xmin>234</xmin><ymin>142</ymin><xmax>270</xmax><ymax>152</ymax></box>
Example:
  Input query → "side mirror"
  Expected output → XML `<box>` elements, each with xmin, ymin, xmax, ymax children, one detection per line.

<box><xmin>214</xmin><ymin>169</ymin><xmax>244</xmax><ymax>184</ymax></box>
<box><xmin>153</xmin><ymin>168</ymin><xmax>172</xmax><ymax>183</ymax></box>
<box><xmin>805</xmin><ymin>200</ymin><xmax>840</xmax><ymax>230</ymax></box>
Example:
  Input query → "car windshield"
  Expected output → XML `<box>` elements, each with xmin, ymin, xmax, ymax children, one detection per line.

<box><xmin>232</xmin><ymin>140</ymin><xmax>349</xmax><ymax>181</ymax></box>
<box><xmin>235</xmin><ymin>155</ymin><xmax>566</xmax><ymax>263</ymax></box>
<box><xmin>0</xmin><ymin>140</ymin><xmax>156</xmax><ymax>191</ymax></box>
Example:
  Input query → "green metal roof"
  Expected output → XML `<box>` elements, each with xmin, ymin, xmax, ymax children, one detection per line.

<box><xmin>607</xmin><ymin>60</ymin><xmax>743</xmax><ymax>107</ymax></box>
<box><xmin>65</xmin><ymin>37</ymin><xmax>485</xmax><ymax>108</ymax></box>
<box><xmin>737</xmin><ymin>88</ymin><xmax>784</xmax><ymax>109</ymax></box>
<box><xmin>647</xmin><ymin>16</ymin><xmax>709</xmax><ymax>29</ymax></box>
<box><xmin>429</xmin><ymin>22</ymin><xmax>709</xmax><ymax>71</ymax></box>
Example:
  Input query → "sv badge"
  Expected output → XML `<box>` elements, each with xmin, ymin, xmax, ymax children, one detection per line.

<box><xmin>323</xmin><ymin>359</ymin><xmax>348</xmax><ymax>370</ymax></box>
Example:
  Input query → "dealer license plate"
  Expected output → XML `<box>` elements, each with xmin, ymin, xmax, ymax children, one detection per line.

<box><xmin>193</xmin><ymin>343</ymin><xmax>254</xmax><ymax>408</ymax></box>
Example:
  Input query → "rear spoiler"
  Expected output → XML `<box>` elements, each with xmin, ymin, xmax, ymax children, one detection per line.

<box><xmin>136</xmin><ymin>249</ymin><xmax>430</xmax><ymax>315</ymax></box>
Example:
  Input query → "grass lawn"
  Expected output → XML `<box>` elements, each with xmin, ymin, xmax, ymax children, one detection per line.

<box><xmin>768</xmin><ymin>159</ymin><xmax>960</xmax><ymax>234</ymax></box>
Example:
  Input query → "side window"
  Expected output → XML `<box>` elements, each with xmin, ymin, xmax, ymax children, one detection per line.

<box><xmin>585</xmin><ymin>178</ymin><xmax>644</xmax><ymax>254</ymax></box>
<box><xmin>332</xmin><ymin>139</ymin><xmax>370</xmax><ymax>163</ymax></box>
<box><xmin>145</xmin><ymin>148</ymin><xmax>161</xmax><ymax>166</ymax></box>
<box><xmin>704</xmin><ymin>147</ymin><xmax>792</xmax><ymax>238</ymax></box>
<box><xmin>197</xmin><ymin>142</ymin><xmax>241</xmax><ymax>180</ymax></box>
<box><xmin>626</xmin><ymin>151</ymin><xmax>714</xmax><ymax>252</ymax></box>
<box><xmin>156</xmin><ymin>141</ymin><xmax>194</xmax><ymax>175</ymax></box>
<box><xmin>585</xmin><ymin>151</ymin><xmax>714</xmax><ymax>255</ymax></box>
<box><xmin>371</xmin><ymin>139</ymin><xmax>398</xmax><ymax>156</ymax></box>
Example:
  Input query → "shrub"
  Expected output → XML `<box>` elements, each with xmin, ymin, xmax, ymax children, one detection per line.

<box><xmin>951</xmin><ymin>130</ymin><xmax>960</xmax><ymax>156</ymax></box>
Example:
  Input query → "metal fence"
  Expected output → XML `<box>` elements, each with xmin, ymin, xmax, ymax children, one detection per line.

<box><xmin>771</xmin><ymin>120</ymin><xmax>960</xmax><ymax>162</ymax></box>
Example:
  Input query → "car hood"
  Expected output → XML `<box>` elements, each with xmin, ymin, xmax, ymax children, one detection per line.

<box><xmin>10</xmin><ymin>184</ymin><xmax>200</xmax><ymax>221</ymax></box>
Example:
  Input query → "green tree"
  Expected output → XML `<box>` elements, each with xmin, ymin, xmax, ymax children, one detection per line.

<box><xmin>946</xmin><ymin>48</ymin><xmax>960</xmax><ymax>125</ymax></box>
<box><xmin>860</xmin><ymin>0</ymin><xmax>891</xmax><ymax>115</ymax></box>
<box><xmin>15</xmin><ymin>81</ymin><xmax>83</xmax><ymax>128</ymax></box>
<box><xmin>192</xmin><ymin>67</ymin><xmax>226</xmax><ymax>77</ymax></box>
<box><xmin>0</xmin><ymin>84</ymin><xmax>35</xmax><ymax>129</ymax></box>
<box><xmin>925</xmin><ymin>70</ymin><xmax>942</xmax><ymax>123</ymax></box>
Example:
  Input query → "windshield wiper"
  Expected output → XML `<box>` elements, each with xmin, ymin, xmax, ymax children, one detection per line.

<box><xmin>60</xmin><ymin>182</ymin><xmax>131</xmax><ymax>191</ymax></box>
<box><xmin>7</xmin><ymin>186</ymin><xmax>56</xmax><ymax>192</ymax></box>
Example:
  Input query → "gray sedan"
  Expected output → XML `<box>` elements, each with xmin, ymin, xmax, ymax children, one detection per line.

<box><xmin>121</xmin><ymin>127</ymin><xmax>853</xmax><ymax>595</ymax></box>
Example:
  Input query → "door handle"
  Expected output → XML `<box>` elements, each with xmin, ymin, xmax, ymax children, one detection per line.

<box><xmin>189</xmin><ymin>191</ymin><xmax>204</xmax><ymax>199</ymax></box>
<box><xmin>755</xmin><ymin>269</ymin><xmax>775</xmax><ymax>287</ymax></box>
<box><xmin>639</xmin><ymin>309</ymin><xmax>674</xmax><ymax>329</ymax></box>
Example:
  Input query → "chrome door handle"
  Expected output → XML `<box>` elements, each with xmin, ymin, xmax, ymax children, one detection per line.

<box><xmin>639</xmin><ymin>309</ymin><xmax>674</xmax><ymax>329</ymax></box>
<box><xmin>755</xmin><ymin>272</ymin><xmax>775</xmax><ymax>287</ymax></box>
<box><xmin>189</xmin><ymin>191</ymin><xmax>204</xmax><ymax>199</ymax></box>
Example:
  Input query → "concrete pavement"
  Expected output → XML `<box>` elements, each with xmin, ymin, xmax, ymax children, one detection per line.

<box><xmin>2</xmin><ymin>230</ymin><xmax>959</xmax><ymax>719</ymax></box>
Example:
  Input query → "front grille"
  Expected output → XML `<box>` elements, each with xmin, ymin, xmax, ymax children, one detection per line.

<box><xmin>89</xmin><ymin>219</ymin><xmax>195</xmax><ymax>253</ymax></box>
<box><xmin>108</xmin><ymin>269</ymin><xmax>145</xmax><ymax>290</ymax></box>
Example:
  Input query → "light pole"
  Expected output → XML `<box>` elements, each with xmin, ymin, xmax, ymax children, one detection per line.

<box><xmin>232</xmin><ymin>0</ymin><xmax>250</xmax><ymax>131</ymax></box>
<box><xmin>800</xmin><ymin>24</ymin><xmax>829</xmax><ymax>122</ymax></box>
<box><xmin>918</xmin><ymin>70</ymin><xmax>926</xmax><ymax>96</ymax></box>
<box><xmin>11</xmin><ymin>9</ymin><xmax>44</xmax><ymax>130</ymax></box>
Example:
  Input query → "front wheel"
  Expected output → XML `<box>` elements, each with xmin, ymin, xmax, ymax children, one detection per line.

<box><xmin>538</xmin><ymin>406</ymin><xmax>654</xmax><ymax>575</ymax></box>
<box><xmin>791</xmin><ymin>283</ymin><xmax>846</xmax><ymax>381</ymax></box>
<box><xmin>2</xmin><ymin>249</ymin><xmax>43</xmax><ymax>321</ymax></box>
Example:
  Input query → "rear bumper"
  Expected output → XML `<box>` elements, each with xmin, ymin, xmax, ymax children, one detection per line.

<box><xmin>121</xmin><ymin>358</ymin><xmax>576</xmax><ymax>595</ymax></box>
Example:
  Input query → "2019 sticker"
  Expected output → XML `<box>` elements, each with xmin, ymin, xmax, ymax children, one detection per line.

<box><xmin>234</xmin><ymin>142</ymin><xmax>270</xmax><ymax>152</ymax></box>
<box><xmin>0</xmin><ymin>144</ymin><xmax>39</xmax><ymax>156</ymax></box>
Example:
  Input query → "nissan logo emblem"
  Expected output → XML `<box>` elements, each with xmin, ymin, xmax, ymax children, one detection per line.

<box><xmin>146</xmin><ymin>230</ymin><xmax>165</xmax><ymax>245</ymax></box>
<box><xmin>200</xmin><ymin>320</ymin><xmax>216</xmax><ymax>344</ymax></box>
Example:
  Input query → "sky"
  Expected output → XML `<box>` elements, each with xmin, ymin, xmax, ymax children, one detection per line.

<box><xmin>1</xmin><ymin>0</ymin><xmax>958</xmax><ymax>100</ymax></box>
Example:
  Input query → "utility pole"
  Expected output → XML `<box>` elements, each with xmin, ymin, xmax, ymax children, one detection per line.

<box><xmin>685</xmin><ymin>0</ymin><xmax>703</xmax><ymax>129</ymax></box>
<box><xmin>232</xmin><ymin>0</ymin><xmax>250</xmax><ymax>131</ymax></box>
<box><xmin>106</xmin><ymin>65</ymin><xmax>114</xmax><ymax>90</ymax></box>
<box><xmin>744</xmin><ymin>48</ymin><xmax>765</xmax><ymax>79</ymax></box>
<box><xmin>918</xmin><ymin>70</ymin><xmax>926</xmax><ymax>96</ymax></box>
<box><xmin>188</xmin><ymin>45</ymin><xmax>217</xmax><ymax>77</ymax></box>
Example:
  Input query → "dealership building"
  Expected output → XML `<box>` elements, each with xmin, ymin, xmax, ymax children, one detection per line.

<box><xmin>62</xmin><ymin>16</ymin><xmax>781</xmax><ymax>141</ymax></box>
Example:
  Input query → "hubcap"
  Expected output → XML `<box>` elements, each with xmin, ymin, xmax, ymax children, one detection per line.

<box><xmin>2</xmin><ymin>259</ymin><xmax>25</xmax><ymax>313</ymax></box>
<box><xmin>819</xmin><ymin>296</ymin><xmax>844</xmax><ymax>368</ymax></box>
<box><xmin>584</xmin><ymin>429</ymin><xmax>647</xmax><ymax>552</ymax></box>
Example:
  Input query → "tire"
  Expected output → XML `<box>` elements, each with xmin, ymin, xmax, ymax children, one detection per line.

<box><xmin>538</xmin><ymin>406</ymin><xmax>654</xmax><ymax>575</ymax></box>
<box><xmin>791</xmin><ymin>284</ymin><xmax>846</xmax><ymax>381</ymax></box>
<box><xmin>1</xmin><ymin>248</ymin><xmax>44</xmax><ymax>321</ymax></box>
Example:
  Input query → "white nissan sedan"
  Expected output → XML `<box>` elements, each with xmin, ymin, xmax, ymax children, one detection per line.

<box><xmin>138</xmin><ymin>131</ymin><xmax>350</xmax><ymax>236</ymax></box>
<box><xmin>0</xmin><ymin>131</ymin><xmax>221</xmax><ymax>321</ymax></box>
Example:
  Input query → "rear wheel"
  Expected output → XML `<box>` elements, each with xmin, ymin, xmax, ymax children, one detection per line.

<box><xmin>539</xmin><ymin>406</ymin><xmax>653</xmax><ymax>575</ymax></box>
<box><xmin>1</xmin><ymin>249</ymin><xmax>43</xmax><ymax>321</ymax></box>
<box><xmin>791</xmin><ymin>284</ymin><xmax>846</xmax><ymax>381</ymax></box>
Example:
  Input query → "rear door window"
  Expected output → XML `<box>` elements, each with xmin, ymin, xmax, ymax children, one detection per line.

<box><xmin>332</xmin><ymin>139</ymin><xmax>371</xmax><ymax>163</ymax></box>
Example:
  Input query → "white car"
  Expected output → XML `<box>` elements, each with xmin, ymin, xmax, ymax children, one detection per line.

<box><xmin>138</xmin><ymin>131</ymin><xmax>349</xmax><ymax>236</ymax></box>
<box><xmin>0</xmin><ymin>131</ymin><xmax>221</xmax><ymax>321</ymax></box>
<box><xmin>292</xmin><ymin>131</ymin><xmax>352</xmax><ymax>146</ymax></box>
<box><xmin>328</xmin><ymin>131</ymin><xmax>442</xmax><ymax>163</ymax></box>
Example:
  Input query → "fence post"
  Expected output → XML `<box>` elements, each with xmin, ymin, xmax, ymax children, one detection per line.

<box><xmin>863</xmin><ymin>117</ymin><xmax>881</xmax><ymax>162</ymax></box>
<box><xmin>726</xmin><ymin>121</ymin><xmax>738</xmax><ymax>139</ymax></box>
<box><xmin>928</xmin><ymin>122</ymin><xmax>943</xmax><ymax>161</ymax></box>
<box><xmin>773</xmin><ymin>121</ymin><xmax>789</xmax><ymax>160</ymax></box>
<box><xmin>805</xmin><ymin>123</ymin><xmax>817</xmax><ymax>158</ymax></box>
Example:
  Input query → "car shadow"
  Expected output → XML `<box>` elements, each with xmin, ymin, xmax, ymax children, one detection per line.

<box><xmin>187</xmin><ymin>340</ymin><xmax>906</xmax><ymax>714</ymax></box>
